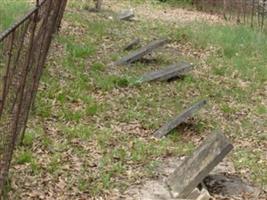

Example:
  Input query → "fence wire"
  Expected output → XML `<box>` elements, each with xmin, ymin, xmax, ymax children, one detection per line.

<box><xmin>0</xmin><ymin>0</ymin><xmax>67</xmax><ymax>195</ymax></box>
<box><xmin>193</xmin><ymin>0</ymin><xmax>267</xmax><ymax>30</ymax></box>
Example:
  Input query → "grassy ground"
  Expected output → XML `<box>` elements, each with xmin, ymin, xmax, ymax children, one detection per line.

<box><xmin>0</xmin><ymin>0</ymin><xmax>29</xmax><ymax>32</ymax></box>
<box><xmin>1</xmin><ymin>0</ymin><xmax>266</xmax><ymax>199</ymax></box>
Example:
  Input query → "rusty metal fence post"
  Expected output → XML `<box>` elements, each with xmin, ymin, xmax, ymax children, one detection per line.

<box><xmin>0</xmin><ymin>0</ymin><xmax>68</xmax><ymax>195</ymax></box>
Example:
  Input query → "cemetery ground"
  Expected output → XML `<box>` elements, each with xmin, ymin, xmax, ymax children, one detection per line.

<box><xmin>3</xmin><ymin>0</ymin><xmax>267</xmax><ymax>199</ymax></box>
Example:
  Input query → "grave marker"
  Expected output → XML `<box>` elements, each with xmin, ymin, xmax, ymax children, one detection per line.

<box><xmin>153</xmin><ymin>100</ymin><xmax>207</xmax><ymax>138</ymax></box>
<box><xmin>115</xmin><ymin>39</ymin><xmax>168</xmax><ymax>66</ymax></box>
<box><xmin>123</xmin><ymin>38</ymin><xmax>141</xmax><ymax>51</ymax></box>
<box><xmin>119</xmin><ymin>9</ymin><xmax>135</xmax><ymax>21</ymax></box>
<box><xmin>167</xmin><ymin>132</ymin><xmax>234</xmax><ymax>198</ymax></box>
<box><xmin>140</xmin><ymin>61</ymin><xmax>193</xmax><ymax>82</ymax></box>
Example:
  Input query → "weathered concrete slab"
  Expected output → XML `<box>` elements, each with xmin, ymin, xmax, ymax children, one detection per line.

<box><xmin>124</xmin><ymin>179</ymin><xmax>210</xmax><ymax>200</ymax></box>
<box><xmin>140</xmin><ymin>61</ymin><xmax>193</xmax><ymax>82</ymax></box>
<box><xmin>119</xmin><ymin>9</ymin><xmax>135</xmax><ymax>21</ymax></box>
<box><xmin>153</xmin><ymin>100</ymin><xmax>207</xmax><ymax>138</ymax></box>
<box><xmin>123</xmin><ymin>38</ymin><xmax>141</xmax><ymax>51</ymax></box>
<box><xmin>115</xmin><ymin>39</ymin><xmax>168</xmax><ymax>66</ymax></box>
<box><xmin>124</xmin><ymin>157</ymin><xmax>242</xmax><ymax>200</ymax></box>
<box><xmin>167</xmin><ymin>132</ymin><xmax>234</xmax><ymax>198</ymax></box>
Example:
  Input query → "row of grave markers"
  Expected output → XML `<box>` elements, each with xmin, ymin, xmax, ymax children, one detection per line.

<box><xmin>114</xmin><ymin>38</ymin><xmax>234</xmax><ymax>199</ymax></box>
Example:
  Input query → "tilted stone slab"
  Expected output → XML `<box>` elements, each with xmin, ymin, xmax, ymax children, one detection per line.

<box><xmin>115</xmin><ymin>39</ymin><xmax>168</xmax><ymax>66</ymax></box>
<box><xmin>119</xmin><ymin>9</ymin><xmax>135</xmax><ymax>21</ymax></box>
<box><xmin>123</xmin><ymin>38</ymin><xmax>141</xmax><ymax>51</ymax></box>
<box><xmin>167</xmin><ymin>132</ymin><xmax>234</xmax><ymax>198</ymax></box>
<box><xmin>153</xmin><ymin>100</ymin><xmax>207</xmax><ymax>138</ymax></box>
<box><xmin>140</xmin><ymin>61</ymin><xmax>193</xmax><ymax>83</ymax></box>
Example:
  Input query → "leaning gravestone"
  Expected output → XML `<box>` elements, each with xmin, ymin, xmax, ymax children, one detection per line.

<box><xmin>95</xmin><ymin>0</ymin><xmax>102</xmax><ymax>11</ymax></box>
<box><xmin>115</xmin><ymin>38</ymin><xmax>168</xmax><ymax>66</ymax></box>
<box><xmin>119</xmin><ymin>9</ymin><xmax>135</xmax><ymax>21</ymax></box>
<box><xmin>140</xmin><ymin>61</ymin><xmax>193</xmax><ymax>82</ymax></box>
<box><xmin>123</xmin><ymin>38</ymin><xmax>141</xmax><ymax>51</ymax></box>
<box><xmin>167</xmin><ymin>132</ymin><xmax>234</xmax><ymax>198</ymax></box>
<box><xmin>153</xmin><ymin>100</ymin><xmax>207</xmax><ymax>138</ymax></box>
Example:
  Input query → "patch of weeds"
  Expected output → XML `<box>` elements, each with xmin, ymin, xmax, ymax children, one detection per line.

<box><xmin>22</xmin><ymin>125</ymin><xmax>43</xmax><ymax>146</ymax></box>
<box><xmin>113</xmin><ymin>77</ymin><xmax>130</xmax><ymax>87</ymax></box>
<box><xmin>220</xmin><ymin>103</ymin><xmax>236</xmax><ymax>114</ymax></box>
<box><xmin>91</xmin><ymin>62</ymin><xmax>105</xmax><ymax>71</ymax></box>
<box><xmin>212</xmin><ymin>65</ymin><xmax>227</xmax><ymax>76</ymax></box>
<box><xmin>42</xmin><ymin>135</ymin><xmax>53</xmax><ymax>149</ymax></box>
<box><xmin>61</xmin><ymin>124</ymin><xmax>93</xmax><ymax>140</ymax></box>
<box><xmin>0</xmin><ymin>0</ymin><xmax>29</xmax><ymax>31</ymax></box>
<box><xmin>95</xmin><ymin>129</ymin><xmax>117</xmax><ymax>150</ymax></box>
<box><xmin>67</xmin><ymin>42</ymin><xmax>95</xmax><ymax>59</ymax></box>
<box><xmin>58</xmin><ymin>35</ymin><xmax>96</xmax><ymax>59</ymax></box>
<box><xmin>111</xmin><ymin>53</ymin><xmax>120</xmax><ymax>62</ymax></box>
<box><xmin>193</xmin><ymin>120</ymin><xmax>207</xmax><ymax>133</ymax></box>
<box><xmin>233</xmin><ymin>148</ymin><xmax>267</xmax><ymax>185</ymax></box>
<box><xmin>60</xmin><ymin>106</ymin><xmax>83</xmax><ymax>122</ymax></box>
<box><xmin>78</xmin><ymin>177</ymin><xmax>89</xmax><ymax>192</ymax></box>
<box><xmin>47</xmin><ymin>154</ymin><xmax>61</xmax><ymax>174</ymax></box>
<box><xmin>174</xmin><ymin>23</ymin><xmax>267</xmax><ymax>83</ymax></box>
<box><xmin>22</xmin><ymin>131</ymin><xmax>35</xmax><ymax>147</ymax></box>
<box><xmin>92</xmin><ymin>71</ymin><xmax>130</xmax><ymax>90</ymax></box>
<box><xmin>101</xmin><ymin>172</ymin><xmax>112</xmax><ymax>189</ymax></box>
<box><xmin>256</xmin><ymin>105</ymin><xmax>266</xmax><ymax>115</ymax></box>
<box><xmin>30</xmin><ymin>159</ymin><xmax>41</xmax><ymax>175</ymax></box>
<box><xmin>144</xmin><ymin>160</ymin><xmax>160</xmax><ymax>177</ymax></box>
<box><xmin>130</xmin><ymin>138</ymin><xmax>192</xmax><ymax>163</ymax></box>
<box><xmin>34</xmin><ymin>96</ymin><xmax>53</xmax><ymax>118</ymax></box>
<box><xmin>85</xmin><ymin>103</ymin><xmax>98</xmax><ymax>116</ymax></box>
<box><xmin>16</xmin><ymin>150</ymin><xmax>33</xmax><ymax>165</ymax></box>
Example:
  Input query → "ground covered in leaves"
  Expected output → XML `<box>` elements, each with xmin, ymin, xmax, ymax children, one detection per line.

<box><xmin>4</xmin><ymin>0</ymin><xmax>267</xmax><ymax>199</ymax></box>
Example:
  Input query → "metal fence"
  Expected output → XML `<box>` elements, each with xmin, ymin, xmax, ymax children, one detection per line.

<box><xmin>193</xmin><ymin>0</ymin><xmax>267</xmax><ymax>30</ymax></box>
<box><xmin>0</xmin><ymin>0</ymin><xmax>67</xmax><ymax>195</ymax></box>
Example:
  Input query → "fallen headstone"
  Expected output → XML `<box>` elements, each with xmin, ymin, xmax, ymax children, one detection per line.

<box><xmin>140</xmin><ymin>61</ymin><xmax>193</xmax><ymax>83</ymax></box>
<box><xmin>123</xmin><ymin>38</ymin><xmax>141</xmax><ymax>51</ymax></box>
<box><xmin>115</xmin><ymin>38</ymin><xmax>168</xmax><ymax>66</ymax></box>
<box><xmin>167</xmin><ymin>132</ymin><xmax>234</xmax><ymax>198</ymax></box>
<box><xmin>119</xmin><ymin>9</ymin><xmax>135</xmax><ymax>21</ymax></box>
<box><xmin>153</xmin><ymin>100</ymin><xmax>207</xmax><ymax>138</ymax></box>
<box><xmin>124</xmin><ymin>157</ymin><xmax>245</xmax><ymax>200</ymax></box>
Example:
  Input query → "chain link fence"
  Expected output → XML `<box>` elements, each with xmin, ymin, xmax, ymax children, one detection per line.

<box><xmin>0</xmin><ymin>0</ymin><xmax>67</xmax><ymax>195</ymax></box>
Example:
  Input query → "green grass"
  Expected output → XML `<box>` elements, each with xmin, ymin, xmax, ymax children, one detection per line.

<box><xmin>0</xmin><ymin>0</ymin><xmax>29</xmax><ymax>32</ymax></box>
<box><xmin>174</xmin><ymin>23</ymin><xmax>267</xmax><ymax>82</ymax></box>
<box><xmin>4</xmin><ymin>0</ymin><xmax>267</xmax><ymax>199</ymax></box>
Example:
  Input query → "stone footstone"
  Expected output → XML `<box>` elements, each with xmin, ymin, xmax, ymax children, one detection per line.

<box><xmin>140</xmin><ymin>61</ymin><xmax>193</xmax><ymax>83</ymax></box>
<box><xmin>153</xmin><ymin>100</ymin><xmax>207</xmax><ymax>138</ymax></box>
<box><xmin>123</xmin><ymin>38</ymin><xmax>141</xmax><ymax>51</ymax></box>
<box><xmin>115</xmin><ymin>38</ymin><xmax>168</xmax><ymax>66</ymax></box>
<box><xmin>119</xmin><ymin>9</ymin><xmax>135</xmax><ymax>21</ymax></box>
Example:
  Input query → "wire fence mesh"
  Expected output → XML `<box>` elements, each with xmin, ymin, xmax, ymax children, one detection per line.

<box><xmin>0</xmin><ymin>0</ymin><xmax>67</xmax><ymax>195</ymax></box>
<box><xmin>193</xmin><ymin>0</ymin><xmax>267</xmax><ymax>30</ymax></box>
